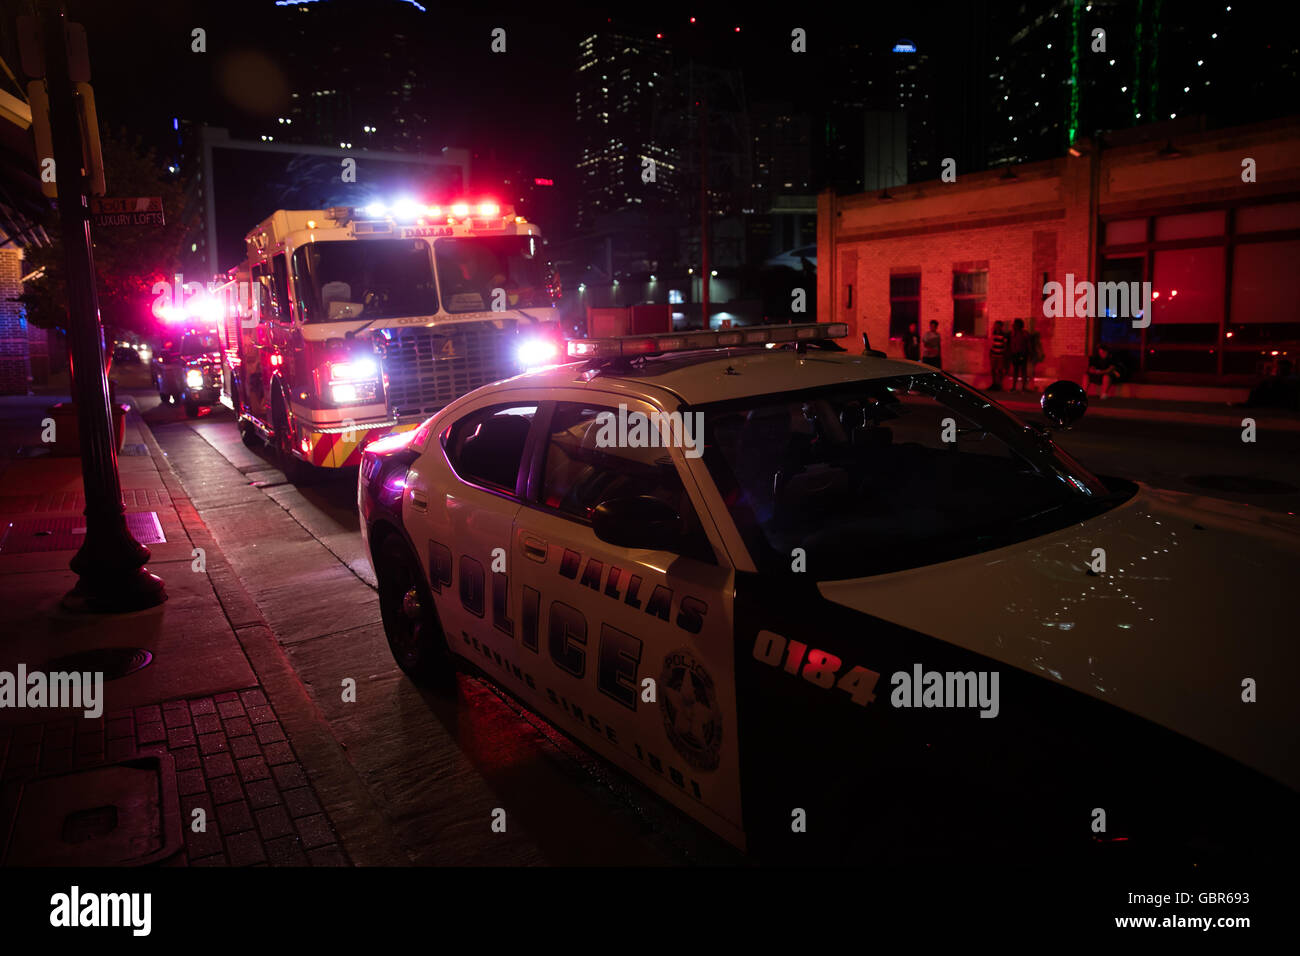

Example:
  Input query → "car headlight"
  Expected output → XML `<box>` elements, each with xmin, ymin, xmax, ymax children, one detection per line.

<box><xmin>185</xmin><ymin>369</ymin><xmax>205</xmax><ymax>388</ymax></box>
<box><xmin>331</xmin><ymin>381</ymin><xmax>379</xmax><ymax>404</ymax></box>
<box><xmin>330</xmin><ymin>358</ymin><xmax>379</xmax><ymax>382</ymax></box>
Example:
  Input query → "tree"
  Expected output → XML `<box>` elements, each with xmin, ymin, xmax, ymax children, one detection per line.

<box><xmin>21</xmin><ymin>126</ymin><xmax>194</xmax><ymax>340</ymax></box>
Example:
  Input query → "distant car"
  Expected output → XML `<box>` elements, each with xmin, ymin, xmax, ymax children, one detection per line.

<box><xmin>153</xmin><ymin>331</ymin><xmax>223</xmax><ymax>418</ymax></box>
<box><xmin>358</xmin><ymin>322</ymin><xmax>1299</xmax><ymax>863</ymax></box>
<box><xmin>112</xmin><ymin>345</ymin><xmax>140</xmax><ymax>365</ymax></box>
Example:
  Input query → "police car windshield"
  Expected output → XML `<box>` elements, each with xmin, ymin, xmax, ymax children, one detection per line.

<box><xmin>434</xmin><ymin>236</ymin><xmax>553</xmax><ymax>314</ymax></box>
<box><xmin>699</xmin><ymin>372</ymin><xmax>1124</xmax><ymax>580</ymax></box>
<box><xmin>292</xmin><ymin>239</ymin><xmax>438</xmax><ymax>322</ymax></box>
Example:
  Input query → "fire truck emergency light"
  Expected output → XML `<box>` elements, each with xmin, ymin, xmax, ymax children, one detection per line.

<box><xmin>352</xmin><ymin>199</ymin><xmax>514</xmax><ymax>224</ymax></box>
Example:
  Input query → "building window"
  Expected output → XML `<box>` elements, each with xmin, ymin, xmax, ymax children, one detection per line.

<box><xmin>952</xmin><ymin>268</ymin><xmax>988</xmax><ymax>337</ymax></box>
<box><xmin>888</xmin><ymin>272</ymin><xmax>920</xmax><ymax>339</ymax></box>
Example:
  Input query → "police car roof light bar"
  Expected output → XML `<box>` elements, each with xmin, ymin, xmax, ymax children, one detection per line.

<box><xmin>566</xmin><ymin>322</ymin><xmax>848</xmax><ymax>361</ymax></box>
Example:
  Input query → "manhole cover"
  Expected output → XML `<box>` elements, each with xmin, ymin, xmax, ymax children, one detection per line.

<box><xmin>0</xmin><ymin>512</ymin><xmax>165</xmax><ymax>552</ymax></box>
<box><xmin>45</xmin><ymin>647</ymin><xmax>153</xmax><ymax>681</ymax></box>
<box><xmin>3</xmin><ymin>755</ymin><xmax>182</xmax><ymax>866</ymax></box>
<box><xmin>1184</xmin><ymin>475</ymin><xmax>1299</xmax><ymax>495</ymax></box>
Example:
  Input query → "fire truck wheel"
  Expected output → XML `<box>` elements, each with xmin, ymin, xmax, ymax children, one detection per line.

<box><xmin>375</xmin><ymin>532</ymin><xmax>452</xmax><ymax>687</ymax></box>
<box><xmin>184</xmin><ymin>401</ymin><xmax>201</xmax><ymax>419</ymax></box>
<box><xmin>239</xmin><ymin>420</ymin><xmax>262</xmax><ymax>449</ymax></box>
<box><xmin>272</xmin><ymin>392</ymin><xmax>316</xmax><ymax>484</ymax></box>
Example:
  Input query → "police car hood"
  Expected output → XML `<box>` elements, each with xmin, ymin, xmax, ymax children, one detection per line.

<box><xmin>817</xmin><ymin>484</ymin><xmax>1300</xmax><ymax>791</ymax></box>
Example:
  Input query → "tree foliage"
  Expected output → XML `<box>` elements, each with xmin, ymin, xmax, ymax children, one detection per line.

<box><xmin>22</xmin><ymin>126</ymin><xmax>194</xmax><ymax>338</ymax></box>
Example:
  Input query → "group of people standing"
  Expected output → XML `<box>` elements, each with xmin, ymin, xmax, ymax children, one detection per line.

<box><xmin>900</xmin><ymin>318</ymin><xmax>1036</xmax><ymax>391</ymax></box>
<box><xmin>988</xmin><ymin>319</ymin><xmax>1034</xmax><ymax>391</ymax></box>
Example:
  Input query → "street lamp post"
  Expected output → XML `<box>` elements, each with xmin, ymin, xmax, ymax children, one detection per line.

<box><xmin>41</xmin><ymin>4</ymin><xmax>165</xmax><ymax>611</ymax></box>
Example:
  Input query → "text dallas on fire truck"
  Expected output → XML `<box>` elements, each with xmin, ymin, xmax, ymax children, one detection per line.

<box><xmin>209</xmin><ymin>198</ymin><xmax>563</xmax><ymax>481</ymax></box>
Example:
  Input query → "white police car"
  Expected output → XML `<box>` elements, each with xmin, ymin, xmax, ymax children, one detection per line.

<box><xmin>359</xmin><ymin>323</ymin><xmax>1299</xmax><ymax>862</ymax></box>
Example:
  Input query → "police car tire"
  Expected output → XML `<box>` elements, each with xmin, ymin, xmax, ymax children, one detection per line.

<box><xmin>376</xmin><ymin>533</ymin><xmax>452</xmax><ymax>686</ymax></box>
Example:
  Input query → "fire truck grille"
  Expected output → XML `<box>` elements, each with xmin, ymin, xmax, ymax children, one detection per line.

<box><xmin>381</xmin><ymin>325</ymin><xmax>520</xmax><ymax>419</ymax></box>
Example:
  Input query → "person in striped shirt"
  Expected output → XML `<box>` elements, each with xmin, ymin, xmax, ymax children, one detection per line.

<box><xmin>989</xmin><ymin>320</ymin><xmax>1009</xmax><ymax>391</ymax></box>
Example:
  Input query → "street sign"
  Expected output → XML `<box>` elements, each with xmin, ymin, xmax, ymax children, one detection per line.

<box><xmin>90</xmin><ymin>196</ymin><xmax>164</xmax><ymax>227</ymax></box>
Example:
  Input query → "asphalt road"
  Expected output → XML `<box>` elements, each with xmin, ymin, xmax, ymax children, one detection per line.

<box><xmin>123</xmin><ymin>372</ymin><xmax>1299</xmax><ymax>866</ymax></box>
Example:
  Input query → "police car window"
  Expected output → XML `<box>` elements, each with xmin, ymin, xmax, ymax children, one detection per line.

<box><xmin>701</xmin><ymin>373</ymin><xmax>1118</xmax><ymax>579</ymax></box>
<box><xmin>433</xmin><ymin>236</ymin><xmax>553</xmax><ymax>314</ymax></box>
<box><xmin>540</xmin><ymin>403</ymin><xmax>713</xmax><ymax>561</ymax></box>
<box><xmin>292</xmin><ymin>240</ymin><xmax>438</xmax><ymax>322</ymax></box>
<box><xmin>445</xmin><ymin>404</ymin><xmax>537</xmax><ymax>493</ymax></box>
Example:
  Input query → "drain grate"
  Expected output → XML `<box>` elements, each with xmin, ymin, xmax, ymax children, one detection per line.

<box><xmin>1184</xmin><ymin>474</ymin><xmax>1299</xmax><ymax>495</ymax></box>
<box><xmin>45</xmin><ymin>647</ymin><xmax>153</xmax><ymax>681</ymax></box>
<box><xmin>119</xmin><ymin>443</ymin><xmax>148</xmax><ymax>456</ymax></box>
<box><xmin>0</xmin><ymin>512</ymin><xmax>165</xmax><ymax>553</ymax></box>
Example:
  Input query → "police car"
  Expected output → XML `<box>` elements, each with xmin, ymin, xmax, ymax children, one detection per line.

<box><xmin>358</xmin><ymin>322</ymin><xmax>1299</xmax><ymax>862</ymax></box>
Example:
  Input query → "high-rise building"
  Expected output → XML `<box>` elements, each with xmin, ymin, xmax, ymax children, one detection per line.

<box><xmin>988</xmin><ymin>0</ymin><xmax>1297</xmax><ymax>167</ymax></box>
<box><xmin>574</xmin><ymin>27</ymin><xmax>678</xmax><ymax>232</ymax></box>
<box><xmin>273</xmin><ymin>0</ymin><xmax>433</xmax><ymax>154</ymax></box>
<box><xmin>825</xmin><ymin>37</ymin><xmax>939</xmax><ymax>191</ymax></box>
<box><xmin>751</xmin><ymin>101</ymin><xmax>814</xmax><ymax>200</ymax></box>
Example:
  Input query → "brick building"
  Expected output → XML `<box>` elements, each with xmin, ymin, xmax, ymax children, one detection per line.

<box><xmin>818</xmin><ymin>117</ymin><xmax>1300</xmax><ymax>396</ymax></box>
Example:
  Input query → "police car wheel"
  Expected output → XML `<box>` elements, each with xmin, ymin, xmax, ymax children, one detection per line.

<box><xmin>376</xmin><ymin>533</ymin><xmax>451</xmax><ymax>686</ymax></box>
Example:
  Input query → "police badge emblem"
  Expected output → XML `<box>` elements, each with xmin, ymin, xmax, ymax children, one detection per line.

<box><xmin>659</xmin><ymin>648</ymin><xmax>722</xmax><ymax>771</ymax></box>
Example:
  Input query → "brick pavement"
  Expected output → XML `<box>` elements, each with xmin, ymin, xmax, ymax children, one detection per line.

<box><xmin>0</xmin><ymin>688</ymin><xmax>349</xmax><ymax>867</ymax></box>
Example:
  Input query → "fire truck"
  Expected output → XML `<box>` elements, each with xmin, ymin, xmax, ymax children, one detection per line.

<box><xmin>210</xmin><ymin>199</ymin><xmax>562</xmax><ymax>481</ymax></box>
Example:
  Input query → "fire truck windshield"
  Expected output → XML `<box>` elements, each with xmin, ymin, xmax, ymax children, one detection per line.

<box><xmin>292</xmin><ymin>239</ymin><xmax>439</xmax><ymax>322</ymax></box>
<box><xmin>434</xmin><ymin>236</ymin><xmax>553</xmax><ymax>314</ymax></box>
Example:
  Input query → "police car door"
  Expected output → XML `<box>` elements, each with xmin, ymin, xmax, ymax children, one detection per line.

<box><xmin>408</xmin><ymin>398</ymin><xmax>538</xmax><ymax>658</ymax></box>
<box><xmin>509</xmin><ymin>396</ymin><xmax>744</xmax><ymax>849</ymax></box>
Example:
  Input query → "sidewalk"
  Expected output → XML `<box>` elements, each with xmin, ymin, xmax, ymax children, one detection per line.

<box><xmin>0</xmin><ymin>389</ymin><xmax>373</xmax><ymax>866</ymax></box>
<box><xmin>950</xmin><ymin>375</ymin><xmax>1300</xmax><ymax>432</ymax></box>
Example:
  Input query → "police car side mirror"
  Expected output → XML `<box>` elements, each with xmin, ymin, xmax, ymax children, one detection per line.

<box><xmin>1040</xmin><ymin>380</ymin><xmax>1088</xmax><ymax>429</ymax></box>
<box><xmin>592</xmin><ymin>496</ymin><xmax>683</xmax><ymax>551</ymax></box>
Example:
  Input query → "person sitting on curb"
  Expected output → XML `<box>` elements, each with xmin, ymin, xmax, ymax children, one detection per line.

<box><xmin>1084</xmin><ymin>344</ymin><xmax>1120</xmax><ymax>399</ymax></box>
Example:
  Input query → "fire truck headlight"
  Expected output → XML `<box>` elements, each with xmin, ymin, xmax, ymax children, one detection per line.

<box><xmin>330</xmin><ymin>358</ymin><xmax>378</xmax><ymax>381</ymax></box>
<box><xmin>185</xmin><ymin>369</ymin><xmax>205</xmax><ymax>389</ymax></box>
<box><xmin>364</xmin><ymin>202</ymin><xmax>387</xmax><ymax>219</ymax></box>
<box><xmin>517</xmin><ymin>337</ymin><xmax>559</xmax><ymax>369</ymax></box>
<box><xmin>331</xmin><ymin>382</ymin><xmax>359</xmax><ymax>404</ymax></box>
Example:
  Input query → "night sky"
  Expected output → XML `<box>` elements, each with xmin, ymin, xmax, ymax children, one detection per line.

<box><xmin>57</xmin><ymin>1</ymin><xmax>923</xmax><ymax>175</ymax></box>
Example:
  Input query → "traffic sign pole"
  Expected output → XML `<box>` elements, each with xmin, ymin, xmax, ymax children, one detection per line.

<box><xmin>41</xmin><ymin>4</ymin><xmax>165</xmax><ymax>611</ymax></box>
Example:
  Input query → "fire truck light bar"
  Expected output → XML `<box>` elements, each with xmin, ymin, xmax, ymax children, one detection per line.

<box><xmin>328</xmin><ymin>200</ymin><xmax>518</xmax><ymax>225</ymax></box>
<box><xmin>566</xmin><ymin>323</ymin><xmax>849</xmax><ymax>359</ymax></box>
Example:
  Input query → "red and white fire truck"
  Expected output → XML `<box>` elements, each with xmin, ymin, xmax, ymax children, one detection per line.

<box><xmin>210</xmin><ymin>199</ymin><xmax>563</xmax><ymax>481</ymax></box>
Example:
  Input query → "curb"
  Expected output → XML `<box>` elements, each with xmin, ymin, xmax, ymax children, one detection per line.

<box><xmin>130</xmin><ymin>402</ymin><xmax>411</xmax><ymax>866</ymax></box>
